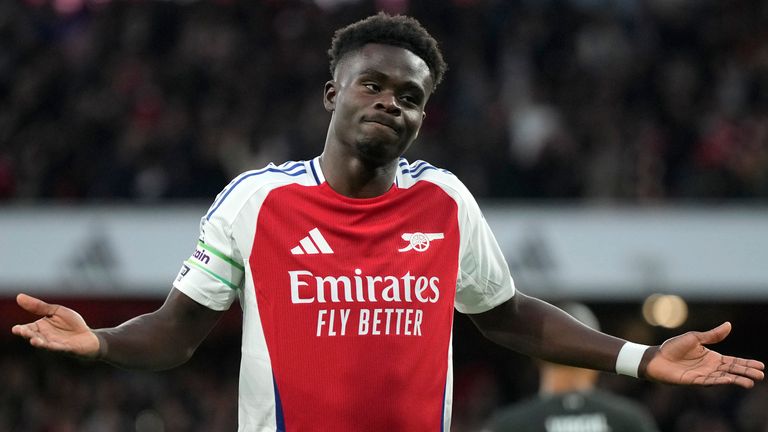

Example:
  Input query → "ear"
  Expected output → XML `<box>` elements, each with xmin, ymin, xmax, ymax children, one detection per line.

<box><xmin>323</xmin><ymin>80</ymin><xmax>337</xmax><ymax>112</ymax></box>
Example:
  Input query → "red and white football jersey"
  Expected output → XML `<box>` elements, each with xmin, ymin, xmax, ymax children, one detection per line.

<box><xmin>174</xmin><ymin>156</ymin><xmax>515</xmax><ymax>431</ymax></box>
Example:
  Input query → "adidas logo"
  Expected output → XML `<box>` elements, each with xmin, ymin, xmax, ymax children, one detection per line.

<box><xmin>291</xmin><ymin>228</ymin><xmax>334</xmax><ymax>255</ymax></box>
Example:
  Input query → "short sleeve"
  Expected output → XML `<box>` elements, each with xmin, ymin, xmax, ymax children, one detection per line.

<box><xmin>172</xmin><ymin>211</ymin><xmax>245</xmax><ymax>311</ymax></box>
<box><xmin>454</xmin><ymin>190</ymin><xmax>516</xmax><ymax>314</ymax></box>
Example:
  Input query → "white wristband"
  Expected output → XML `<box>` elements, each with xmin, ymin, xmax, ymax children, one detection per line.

<box><xmin>615</xmin><ymin>342</ymin><xmax>650</xmax><ymax>378</ymax></box>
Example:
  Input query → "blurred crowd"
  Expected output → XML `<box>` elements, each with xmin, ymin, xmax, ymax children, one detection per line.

<box><xmin>0</xmin><ymin>338</ymin><xmax>239</xmax><ymax>432</ymax></box>
<box><xmin>3</xmin><ymin>320</ymin><xmax>768</xmax><ymax>432</ymax></box>
<box><xmin>1</xmin><ymin>0</ymin><xmax>767</xmax><ymax>203</ymax></box>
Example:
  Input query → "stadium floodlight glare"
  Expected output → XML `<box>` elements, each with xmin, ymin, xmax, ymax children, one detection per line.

<box><xmin>642</xmin><ymin>294</ymin><xmax>688</xmax><ymax>328</ymax></box>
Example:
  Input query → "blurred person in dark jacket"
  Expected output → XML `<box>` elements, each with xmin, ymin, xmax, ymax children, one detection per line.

<box><xmin>485</xmin><ymin>303</ymin><xmax>659</xmax><ymax>432</ymax></box>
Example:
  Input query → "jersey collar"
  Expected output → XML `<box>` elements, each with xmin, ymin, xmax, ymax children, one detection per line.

<box><xmin>309</xmin><ymin>156</ymin><xmax>325</xmax><ymax>186</ymax></box>
<box><xmin>310</xmin><ymin>155</ymin><xmax>404</xmax><ymax>187</ymax></box>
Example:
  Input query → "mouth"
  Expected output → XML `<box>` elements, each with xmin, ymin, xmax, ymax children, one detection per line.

<box><xmin>363</xmin><ymin>117</ymin><xmax>399</xmax><ymax>134</ymax></box>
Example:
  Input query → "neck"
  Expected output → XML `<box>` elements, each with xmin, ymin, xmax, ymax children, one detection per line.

<box><xmin>319</xmin><ymin>149</ymin><xmax>399</xmax><ymax>198</ymax></box>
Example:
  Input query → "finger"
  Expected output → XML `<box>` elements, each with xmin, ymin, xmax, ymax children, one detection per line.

<box><xmin>28</xmin><ymin>331</ymin><xmax>79</xmax><ymax>353</ymax></box>
<box><xmin>720</xmin><ymin>357</ymin><xmax>765</xmax><ymax>381</ymax></box>
<box><xmin>12</xmin><ymin>323</ymin><xmax>76</xmax><ymax>353</ymax></box>
<box><xmin>12</xmin><ymin>323</ymin><xmax>32</xmax><ymax>337</ymax></box>
<box><xmin>694</xmin><ymin>373</ymin><xmax>755</xmax><ymax>389</ymax></box>
<box><xmin>12</xmin><ymin>324</ymin><xmax>41</xmax><ymax>340</ymax></box>
<box><xmin>745</xmin><ymin>359</ymin><xmax>766</xmax><ymax>371</ymax></box>
<box><xmin>718</xmin><ymin>375</ymin><xmax>756</xmax><ymax>389</ymax></box>
<box><xmin>29</xmin><ymin>335</ymin><xmax>51</xmax><ymax>349</ymax></box>
<box><xmin>16</xmin><ymin>293</ymin><xmax>58</xmax><ymax>317</ymax></box>
<box><xmin>696</xmin><ymin>321</ymin><xmax>731</xmax><ymax>345</ymax></box>
<box><xmin>16</xmin><ymin>327</ymin><xmax>46</xmax><ymax>346</ymax></box>
<box><xmin>732</xmin><ymin>376</ymin><xmax>757</xmax><ymax>389</ymax></box>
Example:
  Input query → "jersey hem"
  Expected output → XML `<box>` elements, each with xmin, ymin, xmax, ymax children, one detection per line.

<box><xmin>173</xmin><ymin>282</ymin><xmax>231</xmax><ymax>311</ymax></box>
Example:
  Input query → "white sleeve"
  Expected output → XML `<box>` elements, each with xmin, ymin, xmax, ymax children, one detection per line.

<box><xmin>454</xmin><ymin>189</ymin><xmax>516</xmax><ymax>314</ymax></box>
<box><xmin>172</xmin><ymin>210</ymin><xmax>244</xmax><ymax>311</ymax></box>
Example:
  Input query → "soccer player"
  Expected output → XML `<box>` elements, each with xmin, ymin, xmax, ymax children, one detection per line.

<box><xmin>484</xmin><ymin>303</ymin><xmax>660</xmax><ymax>432</ymax></box>
<box><xmin>12</xmin><ymin>13</ymin><xmax>764</xmax><ymax>432</ymax></box>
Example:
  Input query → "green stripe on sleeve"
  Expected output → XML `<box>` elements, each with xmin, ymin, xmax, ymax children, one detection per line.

<box><xmin>185</xmin><ymin>259</ymin><xmax>240</xmax><ymax>290</ymax></box>
<box><xmin>197</xmin><ymin>241</ymin><xmax>245</xmax><ymax>271</ymax></box>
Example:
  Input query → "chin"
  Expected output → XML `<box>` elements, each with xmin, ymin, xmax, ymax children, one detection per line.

<box><xmin>355</xmin><ymin>138</ymin><xmax>402</xmax><ymax>165</ymax></box>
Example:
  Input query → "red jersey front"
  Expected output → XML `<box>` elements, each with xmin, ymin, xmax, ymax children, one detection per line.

<box><xmin>174</xmin><ymin>157</ymin><xmax>516</xmax><ymax>431</ymax></box>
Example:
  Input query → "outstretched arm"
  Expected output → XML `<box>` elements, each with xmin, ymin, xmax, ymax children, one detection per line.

<box><xmin>470</xmin><ymin>293</ymin><xmax>764</xmax><ymax>388</ymax></box>
<box><xmin>469</xmin><ymin>292</ymin><xmax>627</xmax><ymax>372</ymax></box>
<box><xmin>12</xmin><ymin>288</ymin><xmax>224</xmax><ymax>371</ymax></box>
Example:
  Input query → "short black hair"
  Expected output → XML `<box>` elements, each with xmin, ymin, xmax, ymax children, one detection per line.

<box><xmin>328</xmin><ymin>12</ymin><xmax>447</xmax><ymax>90</ymax></box>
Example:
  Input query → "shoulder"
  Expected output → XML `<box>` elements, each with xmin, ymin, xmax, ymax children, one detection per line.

<box><xmin>580</xmin><ymin>390</ymin><xmax>658</xmax><ymax>430</ymax></box>
<box><xmin>487</xmin><ymin>397</ymin><xmax>548</xmax><ymax>431</ymax></box>
<box><xmin>205</xmin><ymin>160</ymin><xmax>319</xmax><ymax>222</ymax></box>
<box><xmin>397</xmin><ymin>158</ymin><xmax>476</xmax><ymax>204</ymax></box>
<box><xmin>225</xmin><ymin>160</ymin><xmax>316</xmax><ymax>192</ymax></box>
<box><xmin>587</xmin><ymin>390</ymin><xmax>654</xmax><ymax>417</ymax></box>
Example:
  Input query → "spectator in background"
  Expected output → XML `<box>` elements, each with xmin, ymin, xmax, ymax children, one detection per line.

<box><xmin>1</xmin><ymin>0</ymin><xmax>768</xmax><ymax>203</ymax></box>
<box><xmin>485</xmin><ymin>303</ymin><xmax>660</xmax><ymax>432</ymax></box>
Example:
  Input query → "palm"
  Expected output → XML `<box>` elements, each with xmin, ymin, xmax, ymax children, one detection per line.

<box><xmin>646</xmin><ymin>322</ymin><xmax>765</xmax><ymax>388</ymax></box>
<box><xmin>12</xmin><ymin>294</ymin><xmax>100</xmax><ymax>358</ymax></box>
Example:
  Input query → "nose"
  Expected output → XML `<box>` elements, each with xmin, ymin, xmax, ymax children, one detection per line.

<box><xmin>374</xmin><ymin>91</ymin><xmax>401</xmax><ymax>115</ymax></box>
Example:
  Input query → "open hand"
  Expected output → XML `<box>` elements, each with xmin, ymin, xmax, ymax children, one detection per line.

<box><xmin>645</xmin><ymin>322</ymin><xmax>764</xmax><ymax>388</ymax></box>
<box><xmin>11</xmin><ymin>293</ymin><xmax>100</xmax><ymax>359</ymax></box>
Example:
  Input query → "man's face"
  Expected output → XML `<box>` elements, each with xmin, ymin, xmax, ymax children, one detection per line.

<box><xmin>324</xmin><ymin>43</ymin><xmax>434</xmax><ymax>165</ymax></box>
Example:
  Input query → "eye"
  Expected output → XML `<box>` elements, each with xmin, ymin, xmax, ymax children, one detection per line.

<box><xmin>363</xmin><ymin>82</ymin><xmax>380</xmax><ymax>92</ymax></box>
<box><xmin>400</xmin><ymin>95</ymin><xmax>419</xmax><ymax>106</ymax></box>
